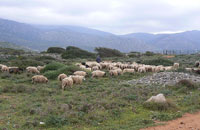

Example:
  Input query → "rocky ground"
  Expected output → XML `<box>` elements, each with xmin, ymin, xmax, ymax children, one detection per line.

<box><xmin>128</xmin><ymin>72</ymin><xmax>200</xmax><ymax>86</ymax></box>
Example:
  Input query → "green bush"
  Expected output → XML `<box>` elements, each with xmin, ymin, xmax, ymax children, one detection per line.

<box><xmin>47</xmin><ymin>47</ymin><xmax>65</xmax><ymax>54</ymax></box>
<box><xmin>151</xmin><ymin>112</ymin><xmax>182</xmax><ymax>121</ymax></box>
<box><xmin>44</xmin><ymin>115</ymin><xmax>68</xmax><ymax>128</ymax></box>
<box><xmin>62</xmin><ymin>46</ymin><xmax>95</xmax><ymax>59</ymax></box>
<box><xmin>141</xmin><ymin>57</ymin><xmax>173</xmax><ymax>66</ymax></box>
<box><xmin>44</xmin><ymin>65</ymin><xmax>81</xmax><ymax>79</ymax></box>
<box><xmin>95</xmin><ymin>47</ymin><xmax>124</xmax><ymax>57</ymax></box>
<box><xmin>144</xmin><ymin>51</ymin><xmax>155</xmax><ymax>56</ymax></box>
<box><xmin>41</xmin><ymin>62</ymin><xmax>65</xmax><ymax>73</ymax></box>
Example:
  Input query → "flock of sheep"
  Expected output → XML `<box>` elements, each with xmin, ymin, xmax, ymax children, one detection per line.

<box><xmin>0</xmin><ymin>61</ymin><xmax>180</xmax><ymax>90</ymax></box>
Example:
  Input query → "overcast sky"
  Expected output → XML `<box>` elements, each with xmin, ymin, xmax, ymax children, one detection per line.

<box><xmin>0</xmin><ymin>0</ymin><xmax>200</xmax><ymax>34</ymax></box>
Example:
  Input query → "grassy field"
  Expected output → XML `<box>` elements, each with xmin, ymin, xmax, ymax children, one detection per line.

<box><xmin>0</xmin><ymin>54</ymin><xmax>200</xmax><ymax>130</ymax></box>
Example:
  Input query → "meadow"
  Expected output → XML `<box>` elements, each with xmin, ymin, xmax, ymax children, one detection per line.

<box><xmin>0</xmin><ymin>53</ymin><xmax>200</xmax><ymax>130</ymax></box>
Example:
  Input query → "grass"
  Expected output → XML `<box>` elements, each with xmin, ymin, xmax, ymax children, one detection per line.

<box><xmin>0</xmin><ymin>54</ymin><xmax>200</xmax><ymax>129</ymax></box>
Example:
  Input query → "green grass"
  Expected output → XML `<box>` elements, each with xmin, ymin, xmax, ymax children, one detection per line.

<box><xmin>0</xmin><ymin>54</ymin><xmax>200</xmax><ymax>130</ymax></box>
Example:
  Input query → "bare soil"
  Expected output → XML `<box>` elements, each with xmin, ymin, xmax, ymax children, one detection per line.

<box><xmin>142</xmin><ymin>112</ymin><xmax>200</xmax><ymax>130</ymax></box>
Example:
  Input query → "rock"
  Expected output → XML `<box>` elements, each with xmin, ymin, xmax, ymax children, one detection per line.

<box><xmin>146</xmin><ymin>93</ymin><xmax>166</xmax><ymax>103</ymax></box>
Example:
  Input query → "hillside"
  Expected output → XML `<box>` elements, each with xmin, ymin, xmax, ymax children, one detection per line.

<box><xmin>123</xmin><ymin>31</ymin><xmax>200</xmax><ymax>50</ymax></box>
<box><xmin>0</xmin><ymin>18</ymin><xmax>154</xmax><ymax>52</ymax></box>
<box><xmin>1</xmin><ymin>18</ymin><xmax>200</xmax><ymax>52</ymax></box>
<box><xmin>0</xmin><ymin>42</ymin><xmax>30</xmax><ymax>51</ymax></box>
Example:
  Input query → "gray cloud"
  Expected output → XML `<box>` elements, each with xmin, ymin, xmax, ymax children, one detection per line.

<box><xmin>0</xmin><ymin>0</ymin><xmax>200</xmax><ymax>34</ymax></box>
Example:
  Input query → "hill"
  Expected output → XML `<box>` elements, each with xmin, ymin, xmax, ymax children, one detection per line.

<box><xmin>123</xmin><ymin>31</ymin><xmax>200</xmax><ymax>51</ymax></box>
<box><xmin>0</xmin><ymin>41</ymin><xmax>30</xmax><ymax>51</ymax></box>
<box><xmin>0</xmin><ymin>18</ymin><xmax>154</xmax><ymax>52</ymax></box>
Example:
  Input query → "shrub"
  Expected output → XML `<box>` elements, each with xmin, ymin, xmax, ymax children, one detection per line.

<box><xmin>44</xmin><ymin>65</ymin><xmax>81</xmax><ymax>79</ymax></box>
<box><xmin>44</xmin><ymin>115</ymin><xmax>68</xmax><ymax>127</ymax></box>
<box><xmin>144</xmin><ymin>51</ymin><xmax>155</xmax><ymax>56</ymax></box>
<box><xmin>95</xmin><ymin>47</ymin><xmax>124</xmax><ymax>57</ymax></box>
<box><xmin>143</xmin><ymin>99</ymin><xmax>177</xmax><ymax>111</ymax></box>
<box><xmin>177</xmin><ymin>79</ymin><xmax>197</xmax><ymax>90</ymax></box>
<box><xmin>41</xmin><ymin>62</ymin><xmax>65</xmax><ymax>73</ymax></box>
<box><xmin>47</xmin><ymin>47</ymin><xmax>65</xmax><ymax>54</ymax></box>
<box><xmin>62</xmin><ymin>46</ymin><xmax>95</xmax><ymax>59</ymax></box>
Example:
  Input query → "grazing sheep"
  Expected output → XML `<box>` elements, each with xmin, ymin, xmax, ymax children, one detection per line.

<box><xmin>32</xmin><ymin>75</ymin><xmax>48</xmax><ymax>84</ymax></box>
<box><xmin>74</xmin><ymin>71</ymin><xmax>87</xmax><ymax>77</ymax></box>
<box><xmin>165</xmin><ymin>66</ymin><xmax>173</xmax><ymax>71</ymax></box>
<box><xmin>37</xmin><ymin>66</ymin><xmax>45</xmax><ymax>71</ymax></box>
<box><xmin>9</xmin><ymin>67</ymin><xmax>23</xmax><ymax>74</ymax></box>
<box><xmin>109</xmin><ymin>70</ymin><xmax>118</xmax><ymax>76</ymax></box>
<box><xmin>1</xmin><ymin>65</ymin><xmax>9</xmax><ymax>72</ymax></box>
<box><xmin>195</xmin><ymin>61</ymin><xmax>200</xmax><ymax>67</ymax></box>
<box><xmin>62</xmin><ymin>77</ymin><xmax>73</xmax><ymax>90</ymax></box>
<box><xmin>185</xmin><ymin>68</ymin><xmax>192</xmax><ymax>72</ymax></box>
<box><xmin>92</xmin><ymin>66</ymin><xmax>99</xmax><ymax>71</ymax></box>
<box><xmin>123</xmin><ymin>69</ymin><xmax>135</xmax><ymax>74</ymax></box>
<box><xmin>26</xmin><ymin>67</ymin><xmax>40</xmax><ymax>74</ymax></box>
<box><xmin>0</xmin><ymin>64</ymin><xmax>5</xmax><ymax>69</ymax></box>
<box><xmin>138</xmin><ymin>67</ymin><xmax>146</xmax><ymax>73</ymax></box>
<box><xmin>71</xmin><ymin>75</ymin><xmax>85</xmax><ymax>84</ymax></box>
<box><xmin>92</xmin><ymin>70</ymin><xmax>105</xmax><ymax>78</ymax></box>
<box><xmin>173</xmin><ymin>63</ymin><xmax>179</xmax><ymax>69</ymax></box>
<box><xmin>84</xmin><ymin>68</ymin><xmax>92</xmax><ymax>71</ymax></box>
<box><xmin>58</xmin><ymin>73</ymin><xmax>67</xmax><ymax>81</ymax></box>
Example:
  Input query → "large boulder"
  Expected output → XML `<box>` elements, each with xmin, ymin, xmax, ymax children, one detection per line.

<box><xmin>146</xmin><ymin>93</ymin><xmax>166</xmax><ymax>103</ymax></box>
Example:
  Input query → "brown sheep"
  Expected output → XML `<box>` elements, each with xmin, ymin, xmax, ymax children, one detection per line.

<box><xmin>92</xmin><ymin>70</ymin><xmax>105</xmax><ymax>78</ymax></box>
<box><xmin>62</xmin><ymin>77</ymin><xmax>73</xmax><ymax>90</ymax></box>
<box><xmin>58</xmin><ymin>73</ymin><xmax>67</xmax><ymax>81</ymax></box>
<box><xmin>32</xmin><ymin>75</ymin><xmax>48</xmax><ymax>84</ymax></box>
<box><xmin>9</xmin><ymin>67</ymin><xmax>23</xmax><ymax>74</ymax></box>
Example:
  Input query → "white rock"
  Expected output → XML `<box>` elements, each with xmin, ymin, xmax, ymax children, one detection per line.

<box><xmin>40</xmin><ymin>122</ymin><xmax>45</xmax><ymax>125</ymax></box>
<box><xmin>147</xmin><ymin>93</ymin><xmax>166</xmax><ymax>103</ymax></box>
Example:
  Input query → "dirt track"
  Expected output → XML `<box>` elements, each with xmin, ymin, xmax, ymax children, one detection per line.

<box><xmin>142</xmin><ymin>112</ymin><xmax>200</xmax><ymax>130</ymax></box>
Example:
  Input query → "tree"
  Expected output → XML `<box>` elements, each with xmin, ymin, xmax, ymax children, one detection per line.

<box><xmin>95</xmin><ymin>47</ymin><xmax>124</xmax><ymax>57</ymax></box>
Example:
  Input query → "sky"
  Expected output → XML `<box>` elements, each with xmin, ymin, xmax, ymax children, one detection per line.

<box><xmin>0</xmin><ymin>0</ymin><xmax>200</xmax><ymax>34</ymax></box>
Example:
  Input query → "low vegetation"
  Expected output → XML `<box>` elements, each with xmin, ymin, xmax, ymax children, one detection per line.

<box><xmin>0</xmin><ymin>47</ymin><xmax>200</xmax><ymax>130</ymax></box>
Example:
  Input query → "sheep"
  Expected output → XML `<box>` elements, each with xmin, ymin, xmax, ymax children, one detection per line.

<box><xmin>9</xmin><ymin>67</ymin><xmax>23</xmax><ymax>74</ymax></box>
<box><xmin>138</xmin><ymin>67</ymin><xmax>146</xmax><ymax>73</ymax></box>
<box><xmin>165</xmin><ymin>66</ymin><xmax>173</xmax><ymax>71</ymax></box>
<box><xmin>26</xmin><ymin>67</ymin><xmax>40</xmax><ymax>74</ymax></box>
<box><xmin>32</xmin><ymin>75</ymin><xmax>48</xmax><ymax>84</ymax></box>
<box><xmin>73</xmin><ymin>71</ymin><xmax>87</xmax><ymax>77</ymax></box>
<box><xmin>115</xmin><ymin>68</ymin><xmax>123</xmax><ymax>75</ymax></box>
<box><xmin>84</xmin><ymin>68</ymin><xmax>92</xmax><ymax>71</ymax></box>
<box><xmin>58</xmin><ymin>73</ymin><xmax>67</xmax><ymax>81</ymax></box>
<box><xmin>0</xmin><ymin>64</ymin><xmax>5</xmax><ymax>69</ymax></box>
<box><xmin>123</xmin><ymin>69</ymin><xmax>135</xmax><ymax>74</ymax></box>
<box><xmin>92</xmin><ymin>66</ymin><xmax>99</xmax><ymax>71</ymax></box>
<box><xmin>185</xmin><ymin>68</ymin><xmax>192</xmax><ymax>72</ymax></box>
<box><xmin>71</xmin><ymin>75</ymin><xmax>85</xmax><ymax>84</ymax></box>
<box><xmin>173</xmin><ymin>63</ymin><xmax>179</xmax><ymax>69</ymax></box>
<box><xmin>92</xmin><ymin>70</ymin><xmax>105</xmax><ymax>78</ymax></box>
<box><xmin>109</xmin><ymin>70</ymin><xmax>118</xmax><ymax>76</ymax></box>
<box><xmin>37</xmin><ymin>66</ymin><xmax>45</xmax><ymax>71</ymax></box>
<box><xmin>1</xmin><ymin>65</ymin><xmax>9</xmax><ymax>72</ymax></box>
<box><xmin>195</xmin><ymin>61</ymin><xmax>200</xmax><ymax>67</ymax></box>
<box><xmin>62</xmin><ymin>77</ymin><xmax>73</xmax><ymax>90</ymax></box>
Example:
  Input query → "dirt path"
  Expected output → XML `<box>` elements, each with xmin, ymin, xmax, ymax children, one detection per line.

<box><xmin>142</xmin><ymin>112</ymin><xmax>200</xmax><ymax>130</ymax></box>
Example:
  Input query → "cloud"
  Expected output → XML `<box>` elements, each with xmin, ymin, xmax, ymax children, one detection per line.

<box><xmin>0</xmin><ymin>0</ymin><xmax>200</xmax><ymax>34</ymax></box>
